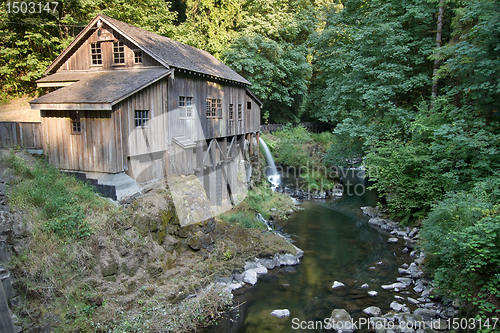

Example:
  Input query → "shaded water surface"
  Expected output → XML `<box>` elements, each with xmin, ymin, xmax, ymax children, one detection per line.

<box><xmin>207</xmin><ymin>177</ymin><xmax>415</xmax><ymax>332</ymax></box>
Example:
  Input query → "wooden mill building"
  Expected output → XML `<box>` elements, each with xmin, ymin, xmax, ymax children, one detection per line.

<box><xmin>30</xmin><ymin>14</ymin><xmax>261</xmax><ymax>202</ymax></box>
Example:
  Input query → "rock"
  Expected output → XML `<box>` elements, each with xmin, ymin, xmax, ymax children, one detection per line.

<box><xmin>368</xmin><ymin>291</ymin><xmax>378</xmax><ymax>297</ymax></box>
<box><xmin>382</xmin><ymin>282</ymin><xmax>406</xmax><ymax>290</ymax></box>
<box><xmin>363</xmin><ymin>306</ymin><xmax>382</xmax><ymax>317</ymax></box>
<box><xmin>188</xmin><ymin>231</ymin><xmax>213</xmax><ymax>250</ymax></box>
<box><xmin>332</xmin><ymin>281</ymin><xmax>345</xmax><ymax>289</ymax></box>
<box><xmin>408</xmin><ymin>228</ymin><xmax>419</xmax><ymax>238</ymax></box>
<box><xmin>407</xmin><ymin>297</ymin><xmax>420</xmax><ymax>305</ymax></box>
<box><xmin>397</xmin><ymin>230</ymin><xmax>408</xmax><ymax>237</ymax></box>
<box><xmin>361</xmin><ymin>206</ymin><xmax>382</xmax><ymax>218</ymax></box>
<box><xmin>329</xmin><ymin>309</ymin><xmax>354</xmax><ymax>333</ymax></box>
<box><xmin>413</xmin><ymin>308</ymin><xmax>436</xmax><ymax>320</ymax></box>
<box><xmin>270</xmin><ymin>309</ymin><xmax>290</xmax><ymax>318</ymax></box>
<box><xmin>401</xmin><ymin>263</ymin><xmax>409</xmax><ymax>269</ymax></box>
<box><xmin>388</xmin><ymin>238</ymin><xmax>399</xmax><ymax>243</ymax></box>
<box><xmin>397</xmin><ymin>277</ymin><xmax>413</xmax><ymax>287</ymax></box>
<box><xmin>390</xmin><ymin>301</ymin><xmax>405</xmax><ymax>312</ymax></box>
<box><xmin>225</xmin><ymin>282</ymin><xmax>243</xmax><ymax>291</ymax></box>
<box><xmin>368</xmin><ymin>218</ymin><xmax>384</xmax><ymax>227</ymax></box>
<box><xmin>361</xmin><ymin>283</ymin><xmax>369</xmax><ymax>289</ymax></box>
<box><xmin>243</xmin><ymin>270</ymin><xmax>258</xmax><ymax>285</ymax></box>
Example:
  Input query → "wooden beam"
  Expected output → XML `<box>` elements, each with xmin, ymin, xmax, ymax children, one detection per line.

<box><xmin>31</xmin><ymin>103</ymin><xmax>112</xmax><ymax>111</ymax></box>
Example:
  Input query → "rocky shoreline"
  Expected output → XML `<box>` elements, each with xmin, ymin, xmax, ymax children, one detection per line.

<box><xmin>326</xmin><ymin>206</ymin><xmax>460</xmax><ymax>333</ymax></box>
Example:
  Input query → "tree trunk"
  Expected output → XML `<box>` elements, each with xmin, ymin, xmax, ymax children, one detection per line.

<box><xmin>431</xmin><ymin>0</ymin><xmax>445</xmax><ymax>102</ymax></box>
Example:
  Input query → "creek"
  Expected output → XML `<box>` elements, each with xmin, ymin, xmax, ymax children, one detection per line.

<box><xmin>206</xmin><ymin>171</ymin><xmax>421</xmax><ymax>332</ymax></box>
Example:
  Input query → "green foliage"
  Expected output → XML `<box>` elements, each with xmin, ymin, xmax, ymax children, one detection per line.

<box><xmin>0</xmin><ymin>0</ymin><xmax>176</xmax><ymax>100</ymax></box>
<box><xmin>420</xmin><ymin>181</ymin><xmax>500</xmax><ymax>320</ymax></box>
<box><xmin>436</xmin><ymin>0</ymin><xmax>500</xmax><ymax>118</ymax></box>
<box><xmin>5</xmin><ymin>153</ymin><xmax>100</xmax><ymax>239</ymax></box>
<box><xmin>223</xmin><ymin>34</ymin><xmax>312</xmax><ymax>123</ymax></box>
<box><xmin>310</xmin><ymin>0</ymin><xmax>434</xmax><ymax>166</ymax></box>
<box><xmin>365</xmin><ymin>98</ymin><xmax>500</xmax><ymax>223</ymax></box>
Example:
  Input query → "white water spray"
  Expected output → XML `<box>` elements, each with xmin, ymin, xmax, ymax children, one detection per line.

<box><xmin>259</xmin><ymin>137</ymin><xmax>281</xmax><ymax>189</ymax></box>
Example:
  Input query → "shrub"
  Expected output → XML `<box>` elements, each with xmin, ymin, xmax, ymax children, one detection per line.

<box><xmin>420</xmin><ymin>178</ymin><xmax>500</xmax><ymax>322</ymax></box>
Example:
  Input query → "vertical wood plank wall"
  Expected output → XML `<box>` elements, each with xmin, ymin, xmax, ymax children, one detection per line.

<box><xmin>0</xmin><ymin>122</ymin><xmax>42</xmax><ymax>149</ymax></box>
<box><xmin>168</xmin><ymin>72</ymin><xmax>261</xmax><ymax>143</ymax></box>
<box><xmin>41</xmin><ymin>110</ymin><xmax>118</xmax><ymax>173</ymax></box>
<box><xmin>57</xmin><ymin>24</ymin><xmax>161</xmax><ymax>72</ymax></box>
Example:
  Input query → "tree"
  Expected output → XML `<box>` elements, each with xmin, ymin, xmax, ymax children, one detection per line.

<box><xmin>308</xmin><ymin>0</ymin><xmax>435</xmax><ymax>165</ymax></box>
<box><xmin>222</xmin><ymin>0</ymin><xmax>317</xmax><ymax>123</ymax></box>
<box><xmin>0</xmin><ymin>0</ymin><xmax>177</xmax><ymax>100</ymax></box>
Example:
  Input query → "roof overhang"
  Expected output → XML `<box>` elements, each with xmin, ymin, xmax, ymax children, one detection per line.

<box><xmin>30</xmin><ymin>68</ymin><xmax>171</xmax><ymax>111</ymax></box>
<box><xmin>30</xmin><ymin>103</ymin><xmax>112</xmax><ymax>111</ymax></box>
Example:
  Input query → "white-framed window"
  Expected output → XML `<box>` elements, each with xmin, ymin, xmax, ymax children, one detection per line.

<box><xmin>90</xmin><ymin>42</ymin><xmax>102</xmax><ymax>65</ymax></box>
<box><xmin>206</xmin><ymin>98</ymin><xmax>222</xmax><ymax>118</ymax></box>
<box><xmin>113</xmin><ymin>41</ymin><xmax>125</xmax><ymax>64</ymax></box>
<box><xmin>179</xmin><ymin>96</ymin><xmax>193</xmax><ymax>118</ymax></box>
<box><xmin>135</xmin><ymin>110</ymin><xmax>149</xmax><ymax>127</ymax></box>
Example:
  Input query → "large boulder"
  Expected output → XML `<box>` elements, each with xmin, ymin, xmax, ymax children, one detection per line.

<box><xmin>329</xmin><ymin>309</ymin><xmax>354</xmax><ymax>333</ymax></box>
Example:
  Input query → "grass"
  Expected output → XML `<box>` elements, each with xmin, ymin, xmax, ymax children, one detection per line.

<box><xmin>261</xmin><ymin>126</ymin><xmax>338</xmax><ymax>191</ymax></box>
<box><xmin>1</xmin><ymin>151</ymin><xmax>299</xmax><ymax>332</ymax></box>
<box><xmin>219</xmin><ymin>181</ymin><xmax>298</xmax><ymax>229</ymax></box>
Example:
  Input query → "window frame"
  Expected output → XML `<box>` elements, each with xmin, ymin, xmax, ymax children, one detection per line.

<box><xmin>90</xmin><ymin>42</ymin><xmax>102</xmax><ymax>66</ymax></box>
<box><xmin>113</xmin><ymin>41</ymin><xmax>125</xmax><ymax>65</ymax></box>
<box><xmin>179</xmin><ymin>96</ymin><xmax>193</xmax><ymax>118</ymax></box>
<box><xmin>206</xmin><ymin>98</ymin><xmax>222</xmax><ymax>118</ymax></box>
<box><xmin>133</xmin><ymin>50</ymin><xmax>142</xmax><ymax>64</ymax></box>
<box><xmin>229</xmin><ymin>104</ymin><xmax>234</xmax><ymax>120</ymax></box>
<box><xmin>134</xmin><ymin>110</ymin><xmax>149</xmax><ymax>128</ymax></box>
<box><xmin>70</xmin><ymin>111</ymin><xmax>82</xmax><ymax>134</ymax></box>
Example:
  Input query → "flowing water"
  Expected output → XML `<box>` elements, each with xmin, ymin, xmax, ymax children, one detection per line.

<box><xmin>259</xmin><ymin>138</ymin><xmax>281</xmax><ymax>188</ymax></box>
<box><xmin>207</xmin><ymin>171</ymin><xmax>419</xmax><ymax>332</ymax></box>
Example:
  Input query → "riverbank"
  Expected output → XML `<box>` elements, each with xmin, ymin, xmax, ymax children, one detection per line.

<box><xmin>0</xmin><ymin>150</ymin><xmax>302</xmax><ymax>332</ymax></box>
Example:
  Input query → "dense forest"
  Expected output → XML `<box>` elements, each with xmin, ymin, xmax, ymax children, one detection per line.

<box><xmin>1</xmin><ymin>0</ymin><xmax>499</xmax><ymax>321</ymax></box>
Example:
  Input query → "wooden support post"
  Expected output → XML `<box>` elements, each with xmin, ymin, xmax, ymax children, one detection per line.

<box><xmin>249</xmin><ymin>133</ymin><xmax>254</xmax><ymax>155</ymax></box>
<box><xmin>209</xmin><ymin>139</ymin><xmax>217</xmax><ymax>205</ymax></box>
<box><xmin>221</xmin><ymin>137</ymin><xmax>228</xmax><ymax>203</ymax></box>
<box><xmin>195</xmin><ymin>140</ymin><xmax>203</xmax><ymax>181</ymax></box>
<box><xmin>255</xmin><ymin>132</ymin><xmax>260</xmax><ymax>158</ymax></box>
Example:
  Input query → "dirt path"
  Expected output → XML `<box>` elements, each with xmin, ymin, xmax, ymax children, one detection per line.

<box><xmin>0</xmin><ymin>96</ymin><xmax>41</xmax><ymax>122</ymax></box>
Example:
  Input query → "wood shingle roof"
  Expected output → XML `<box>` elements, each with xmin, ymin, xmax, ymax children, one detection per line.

<box><xmin>44</xmin><ymin>14</ymin><xmax>250</xmax><ymax>86</ymax></box>
<box><xmin>31</xmin><ymin>68</ymin><xmax>170</xmax><ymax>110</ymax></box>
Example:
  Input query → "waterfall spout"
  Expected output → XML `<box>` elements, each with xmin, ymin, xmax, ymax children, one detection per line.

<box><xmin>259</xmin><ymin>137</ymin><xmax>281</xmax><ymax>189</ymax></box>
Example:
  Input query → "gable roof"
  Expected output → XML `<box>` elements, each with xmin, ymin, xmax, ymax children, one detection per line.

<box><xmin>45</xmin><ymin>14</ymin><xmax>250</xmax><ymax>86</ymax></box>
<box><xmin>30</xmin><ymin>68</ymin><xmax>170</xmax><ymax>110</ymax></box>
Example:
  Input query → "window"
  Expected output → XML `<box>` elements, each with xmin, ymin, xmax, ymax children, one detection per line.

<box><xmin>229</xmin><ymin>104</ymin><xmax>234</xmax><ymax>120</ymax></box>
<box><xmin>135</xmin><ymin>110</ymin><xmax>149</xmax><ymax>127</ymax></box>
<box><xmin>134</xmin><ymin>50</ymin><xmax>142</xmax><ymax>64</ymax></box>
<box><xmin>71</xmin><ymin>111</ymin><xmax>81</xmax><ymax>134</ymax></box>
<box><xmin>179</xmin><ymin>96</ymin><xmax>193</xmax><ymax>118</ymax></box>
<box><xmin>113</xmin><ymin>41</ymin><xmax>125</xmax><ymax>64</ymax></box>
<box><xmin>206</xmin><ymin>98</ymin><xmax>221</xmax><ymax>118</ymax></box>
<box><xmin>91</xmin><ymin>42</ymin><xmax>102</xmax><ymax>65</ymax></box>
<box><xmin>237</xmin><ymin>104</ymin><xmax>242</xmax><ymax>120</ymax></box>
<box><xmin>247</xmin><ymin>101</ymin><xmax>252</xmax><ymax>110</ymax></box>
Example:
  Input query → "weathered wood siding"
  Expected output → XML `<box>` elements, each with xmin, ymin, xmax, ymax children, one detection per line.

<box><xmin>167</xmin><ymin>72</ymin><xmax>261</xmax><ymax>143</ymax></box>
<box><xmin>57</xmin><ymin>23</ymin><xmax>161</xmax><ymax>72</ymax></box>
<box><xmin>41</xmin><ymin>110</ymin><xmax>120</xmax><ymax>173</ymax></box>
<box><xmin>0</xmin><ymin>122</ymin><xmax>42</xmax><ymax>149</ymax></box>
<box><xmin>114</xmin><ymin>78</ymin><xmax>169</xmax><ymax>181</ymax></box>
